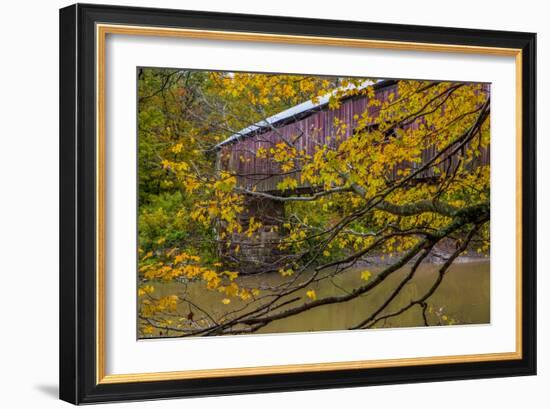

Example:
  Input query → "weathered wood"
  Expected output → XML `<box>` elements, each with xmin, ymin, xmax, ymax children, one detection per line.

<box><xmin>217</xmin><ymin>81</ymin><xmax>489</xmax><ymax>193</ymax></box>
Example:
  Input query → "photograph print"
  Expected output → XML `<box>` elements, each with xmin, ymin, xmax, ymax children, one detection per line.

<box><xmin>137</xmin><ymin>69</ymin><xmax>490</xmax><ymax>339</ymax></box>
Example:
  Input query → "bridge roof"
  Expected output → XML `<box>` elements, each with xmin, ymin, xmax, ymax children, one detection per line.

<box><xmin>215</xmin><ymin>79</ymin><xmax>388</xmax><ymax>149</ymax></box>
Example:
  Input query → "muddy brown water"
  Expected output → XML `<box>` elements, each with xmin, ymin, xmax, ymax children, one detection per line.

<box><xmin>143</xmin><ymin>259</ymin><xmax>489</xmax><ymax>337</ymax></box>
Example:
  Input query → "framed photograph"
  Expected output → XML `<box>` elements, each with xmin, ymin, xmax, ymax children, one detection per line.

<box><xmin>59</xmin><ymin>3</ymin><xmax>536</xmax><ymax>404</ymax></box>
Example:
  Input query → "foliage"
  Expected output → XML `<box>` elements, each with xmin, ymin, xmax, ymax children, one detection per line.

<box><xmin>137</xmin><ymin>68</ymin><xmax>490</xmax><ymax>337</ymax></box>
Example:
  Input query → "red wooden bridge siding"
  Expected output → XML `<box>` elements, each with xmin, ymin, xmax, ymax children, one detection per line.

<box><xmin>217</xmin><ymin>81</ymin><xmax>490</xmax><ymax>194</ymax></box>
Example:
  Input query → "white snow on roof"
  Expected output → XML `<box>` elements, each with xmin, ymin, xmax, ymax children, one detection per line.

<box><xmin>215</xmin><ymin>79</ymin><xmax>378</xmax><ymax>148</ymax></box>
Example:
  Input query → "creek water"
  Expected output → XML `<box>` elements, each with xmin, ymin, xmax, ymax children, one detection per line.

<box><xmin>145</xmin><ymin>259</ymin><xmax>489</xmax><ymax>337</ymax></box>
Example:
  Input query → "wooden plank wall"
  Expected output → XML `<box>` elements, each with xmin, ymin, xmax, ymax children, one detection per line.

<box><xmin>218</xmin><ymin>83</ymin><xmax>489</xmax><ymax>193</ymax></box>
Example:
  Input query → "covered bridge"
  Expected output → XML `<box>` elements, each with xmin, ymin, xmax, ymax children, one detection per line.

<box><xmin>214</xmin><ymin>79</ymin><xmax>489</xmax><ymax>269</ymax></box>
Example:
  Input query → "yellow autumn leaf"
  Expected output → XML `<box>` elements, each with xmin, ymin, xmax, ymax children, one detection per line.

<box><xmin>171</xmin><ymin>143</ymin><xmax>183</xmax><ymax>153</ymax></box>
<box><xmin>138</xmin><ymin>284</ymin><xmax>154</xmax><ymax>297</ymax></box>
<box><xmin>278</xmin><ymin>268</ymin><xmax>294</xmax><ymax>277</ymax></box>
<box><xmin>360</xmin><ymin>270</ymin><xmax>372</xmax><ymax>281</ymax></box>
<box><xmin>224</xmin><ymin>270</ymin><xmax>239</xmax><ymax>281</ymax></box>
<box><xmin>306</xmin><ymin>290</ymin><xmax>317</xmax><ymax>300</ymax></box>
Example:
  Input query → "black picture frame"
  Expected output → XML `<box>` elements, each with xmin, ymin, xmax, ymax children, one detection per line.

<box><xmin>60</xmin><ymin>3</ymin><xmax>536</xmax><ymax>404</ymax></box>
